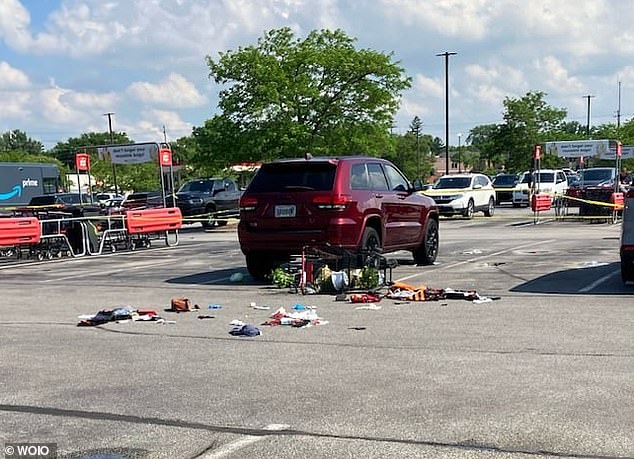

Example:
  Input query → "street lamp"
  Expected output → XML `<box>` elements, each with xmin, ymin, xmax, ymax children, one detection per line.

<box><xmin>457</xmin><ymin>133</ymin><xmax>462</xmax><ymax>173</ymax></box>
<box><xmin>436</xmin><ymin>51</ymin><xmax>457</xmax><ymax>175</ymax></box>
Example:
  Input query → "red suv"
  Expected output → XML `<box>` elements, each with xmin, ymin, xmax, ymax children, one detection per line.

<box><xmin>238</xmin><ymin>156</ymin><xmax>439</xmax><ymax>279</ymax></box>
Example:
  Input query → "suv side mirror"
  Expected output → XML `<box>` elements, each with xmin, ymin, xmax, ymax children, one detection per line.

<box><xmin>412</xmin><ymin>179</ymin><xmax>424</xmax><ymax>191</ymax></box>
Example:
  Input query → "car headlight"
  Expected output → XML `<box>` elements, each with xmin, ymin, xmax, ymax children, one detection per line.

<box><xmin>445</xmin><ymin>194</ymin><xmax>463</xmax><ymax>201</ymax></box>
<box><xmin>188</xmin><ymin>198</ymin><xmax>203</xmax><ymax>204</ymax></box>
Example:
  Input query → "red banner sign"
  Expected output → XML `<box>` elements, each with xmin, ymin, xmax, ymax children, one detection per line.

<box><xmin>75</xmin><ymin>153</ymin><xmax>90</xmax><ymax>171</ymax></box>
<box><xmin>533</xmin><ymin>145</ymin><xmax>541</xmax><ymax>160</ymax></box>
<box><xmin>617</xmin><ymin>142</ymin><xmax>622</xmax><ymax>157</ymax></box>
<box><xmin>159</xmin><ymin>148</ymin><xmax>172</xmax><ymax>166</ymax></box>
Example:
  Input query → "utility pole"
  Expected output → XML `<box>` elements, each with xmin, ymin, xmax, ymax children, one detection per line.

<box><xmin>458</xmin><ymin>133</ymin><xmax>462</xmax><ymax>173</ymax></box>
<box><xmin>617</xmin><ymin>80</ymin><xmax>622</xmax><ymax>128</ymax></box>
<box><xmin>436</xmin><ymin>51</ymin><xmax>457</xmax><ymax>175</ymax></box>
<box><xmin>583</xmin><ymin>95</ymin><xmax>595</xmax><ymax>138</ymax></box>
<box><xmin>103</xmin><ymin>112</ymin><xmax>118</xmax><ymax>195</ymax></box>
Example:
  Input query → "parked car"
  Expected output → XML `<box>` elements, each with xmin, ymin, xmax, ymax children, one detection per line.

<box><xmin>573</xmin><ymin>167</ymin><xmax>622</xmax><ymax>218</ymax></box>
<box><xmin>238</xmin><ymin>156</ymin><xmax>439</xmax><ymax>280</ymax></box>
<box><xmin>121</xmin><ymin>191</ymin><xmax>166</xmax><ymax>210</ymax></box>
<box><xmin>492</xmin><ymin>173</ymin><xmax>519</xmax><ymax>204</ymax></box>
<box><xmin>175</xmin><ymin>177</ymin><xmax>242</xmax><ymax>228</ymax></box>
<box><xmin>23</xmin><ymin>193</ymin><xmax>101</xmax><ymax>217</ymax></box>
<box><xmin>621</xmin><ymin>188</ymin><xmax>634</xmax><ymax>283</ymax></box>
<box><xmin>94</xmin><ymin>192</ymin><xmax>124</xmax><ymax>207</ymax></box>
<box><xmin>102</xmin><ymin>197</ymin><xmax>125</xmax><ymax>215</ymax></box>
<box><xmin>425</xmin><ymin>173</ymin><xmax>496</xmax><ymax>218</ymax></box>
<box><xmin>512</xmin><ymin>169</ymin><xmax>568</xmax><ymax>207</ymax></box>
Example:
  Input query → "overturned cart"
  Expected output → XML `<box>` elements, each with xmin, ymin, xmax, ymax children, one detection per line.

<box><xmin>0</xmin><ymin>207</ymin><xmax>182</xmax><ymax>261</ymax></box>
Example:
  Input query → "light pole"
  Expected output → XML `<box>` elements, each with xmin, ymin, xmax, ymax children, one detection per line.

<box><xmin>457</xmin><ymin>133</ymin><xmax>462</xmax><ymax>173</ymax></box>
<box><xmin>436</xmin><ymin>51</ymin><xmax>457</xmax><ymax>175</ymax></box>
<box><xmin>583</xmin><ymin>94</ymin><xmax>595</xmax><ymax>138</ymax></box>
<box><xmin>103</xmin><ymin>112</ymin><xmax>119</xmax><ymax>196</ymax></box>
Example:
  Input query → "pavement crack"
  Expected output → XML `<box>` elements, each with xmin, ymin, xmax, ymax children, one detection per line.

<box><xmin>0</xmin><ymin>404</ymin><xmax>630</xmax><ymax>459</ymax></box>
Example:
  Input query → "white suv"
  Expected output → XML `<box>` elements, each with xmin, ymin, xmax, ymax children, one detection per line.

<box><xmin>512</xmin><ymin>169</ymin><xmax>568</xmax><ymax>207</ymax></box>
<box><xmin>426</xmin><ymin>173</ymin><xmax>496</xmax><ymax>218</ymax></box>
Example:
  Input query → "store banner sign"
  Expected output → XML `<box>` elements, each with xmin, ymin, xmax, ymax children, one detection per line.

<box><xmin>544</xmin><ymin>140</ymin><xmax>610</xmax><ymax>158</ymax></box>
<box><xmin>98</xmin><ymin>143</ymin><xmax>158</xmax><ymax>164</ymax></box>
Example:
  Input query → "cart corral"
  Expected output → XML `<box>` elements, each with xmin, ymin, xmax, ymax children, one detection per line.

<box><xmin>0</xmin><ymin>207</ymin><xmax>181</xmax><ymax>261</ymax></box>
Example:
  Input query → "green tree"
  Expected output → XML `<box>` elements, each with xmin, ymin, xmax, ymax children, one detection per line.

<box><xmin>496</xmin><ymin>91</ymin><xmax>567</xmax><ymax>171</ymax></box>
<box><xmin>0</xmin><ymin>130</ymin><xmax>44</xmax><ymax>155</ymax></box>
<box><xmin>467</xmin><ymin>124</ymin><xmax>504</xmax><ymax>168</ymax></box>
<box><xmin>201</xmin><ymin>27</ymin><xmax>411</xmax><ymax>163</ymax></box>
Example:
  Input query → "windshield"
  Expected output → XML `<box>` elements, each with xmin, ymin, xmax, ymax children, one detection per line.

<box><xmin>434</xmin><ymin>177</ymin><xmax>472</xmax><ymax>189</ymax></box>
<box><xmin>582</xmin><ymin>169</ymin><xmax>613</xmax><ymax>182</ymax></box>
<box><xmin>178</xmin><ymin>180</ymin><xmax>214</xmax><ymax>193</ymax></box>
<box><xmin>493</xmin><ymin>175</ymin><xmax>517</xmax><ymax>186</ymax></box>
<box><xmin>58</xmin><ymin>194</ymin><xmax>82</xmax><ymax>204</ymax></box>
<box><xmin>521</xmin><ymin>173</ymin><xmax>555</xmax><ymax>183</ymax></box>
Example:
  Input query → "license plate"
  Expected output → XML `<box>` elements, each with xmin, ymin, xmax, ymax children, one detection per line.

<box><xmin>275</xmin><ymin>205</ymin><xmax>296</xmax><ymax>218</ymax></box>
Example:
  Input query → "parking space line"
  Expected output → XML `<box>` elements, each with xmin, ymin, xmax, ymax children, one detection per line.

<box><xmin>579</xmin><ymin>269</ymin><xmax>620</xmax><ymax>292</ymax></box>
<box><xmin>42</xmin><ymin>259</ymin><xmax>177</xmax><ymax>283</ymax></box>
<box><xmin>198</xmin><ymin>423</ymin><xmax>289</xmax><ymax>459</ymax></box>
<box><xmin>397</xmin><ymin>239</ymin><xmax>555</xmax><ymax>282</ymax></box>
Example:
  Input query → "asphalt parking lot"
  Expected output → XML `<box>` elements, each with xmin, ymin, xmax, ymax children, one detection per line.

<box><xmin>1</xmin><ymin>207</ymin><xmax>633</xmax><ymax>459</ymax></box>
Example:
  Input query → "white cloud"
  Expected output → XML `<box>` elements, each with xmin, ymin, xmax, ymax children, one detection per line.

<box><xmin>378</xmin><ymin>0</ymin><xmax>492</xmax><ymax>39</ymax></box>
<box><xmin>0</xmin><ymin>90</ymin><xmax>30</xmax><ymax>118</ymax></box>
<box><xmin>0</xmin><ymin>0</ymin><xmax>32</xmax><ymax>51</ymax></box>
<box><xmin>533</xmin><ymin>56</ymin><xmax>584</xmax><ymax>94</ymax></box>
<box><xmin>126</xmin><ymin>109</ymin><xmax>193</xmax><ymax>142</ymax></box>
<box><xmin>126</xmin><ymin>73</ymin><xmax>207</xmax><ymax>108</ymax></box>
<box><xmin>413</xmin><ymin>74</ymin><xmax>444</xmax><ymax>99</ymax></box>
<box><xmin>464</xmin><ymin>63</ymin><xmax>528</xmax><ymax>103</ymax></box>
<box><xmin>0</xmin><ymin>61</ymin><xmax>30</xmax><ymax>89</ymax></box>
<box><xmin>36</xmin><ymin>82</ymin><xmax>120</xmax><ymax>125</ymax></box>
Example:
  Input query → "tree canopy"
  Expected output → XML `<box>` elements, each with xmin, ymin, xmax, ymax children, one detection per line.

<box><xmin>0</xmin><ymin>130</ymin><xmax>44</xmax><ymax>156</ymax></box>
<box><xmin>198</xmin><ymin>27</ymin><xmax>411</xmax><ymax>166</ymax></box>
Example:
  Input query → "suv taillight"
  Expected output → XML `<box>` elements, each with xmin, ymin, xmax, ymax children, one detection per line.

<box><xmin>312</xmin><ymin>194</ymin><xmax>351</xmax><ymax>210</ymax></box>
<box><xmin>240</xmin><ymin>196</ymin><xmax>257</xmax><ymax>211</ymax></box>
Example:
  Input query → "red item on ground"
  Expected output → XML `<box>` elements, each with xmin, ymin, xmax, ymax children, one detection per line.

<box><xmin>349</xmin><ymin>293</ymin><xmax>381</xmax><ymax>303</ymax></box>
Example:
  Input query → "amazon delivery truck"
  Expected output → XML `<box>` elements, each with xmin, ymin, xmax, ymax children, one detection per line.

<box><xmin>0</xmin><ymin>162</ymin><xmax>60</xmax><ymax>208</ymax></box>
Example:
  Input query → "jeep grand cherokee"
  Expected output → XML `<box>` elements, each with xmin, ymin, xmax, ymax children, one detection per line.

<box><xmin>238</xmin><ymin>156</ymin><xmax>439</xmax><ymax>280</ymax></box>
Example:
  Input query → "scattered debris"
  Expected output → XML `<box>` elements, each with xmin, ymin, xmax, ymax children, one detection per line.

<box><xmin>386</xmin><ymin>282</ymin><xmax>499</xmax><ymax>304</ymax></box>
<box><xmin>355</xmin><ymin>304</ymin><xmax>382</xmax><ymax>310</ymax></box>
<box><xmin>208</xmin><ymin>304</ymin><xmax>223</xmax><ymax>309</ymax></box>
<box><xmin>229</xmin><ymin>323</ymin><xmax>261</xmax><ymax>337</ymax></box>
<box><xmin>77</xmin><ymin>307</ymin><xmax>161</xmax><ymax>326</ymax></box>
<box><xmin>262</xmin><ymin>306</ymin><xmax>327</xmax><ymax>328</ymax></box>
<box><xmin>169</xmin><ymin>298</ymin><xmax>199</xmax><ymax>313</ymax></box>
<box><xmin>197</xmin><ymin>315</ymin><xmax>215</xmax><ymax>320</ymax></box>
<box><xmin>348</xmin><ymin>327</ymin><xmax>367</xmax><ymax>331</ymax></box>
<box><xmin>349</xmin><ymin>293</ymin><xmax>381</xmax><ymax>303</ymax></box>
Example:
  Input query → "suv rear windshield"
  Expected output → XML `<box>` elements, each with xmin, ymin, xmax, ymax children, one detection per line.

<box><xmin>248</xmin><ymin>162</ymin><xmax>336</xmax><ymax>192</ymax></box>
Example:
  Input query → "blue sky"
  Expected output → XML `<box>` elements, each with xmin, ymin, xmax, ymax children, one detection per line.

<box><xmin>2</xmin><ymin>0</ymin><xmax>634</xmax><ymax>149</ymax></box>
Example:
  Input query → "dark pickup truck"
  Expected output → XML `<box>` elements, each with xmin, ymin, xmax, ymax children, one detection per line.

<box><xmin>175</xmin><ymin>178</ymin><xmax>242</xmax><ymax>228</ymax></box>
